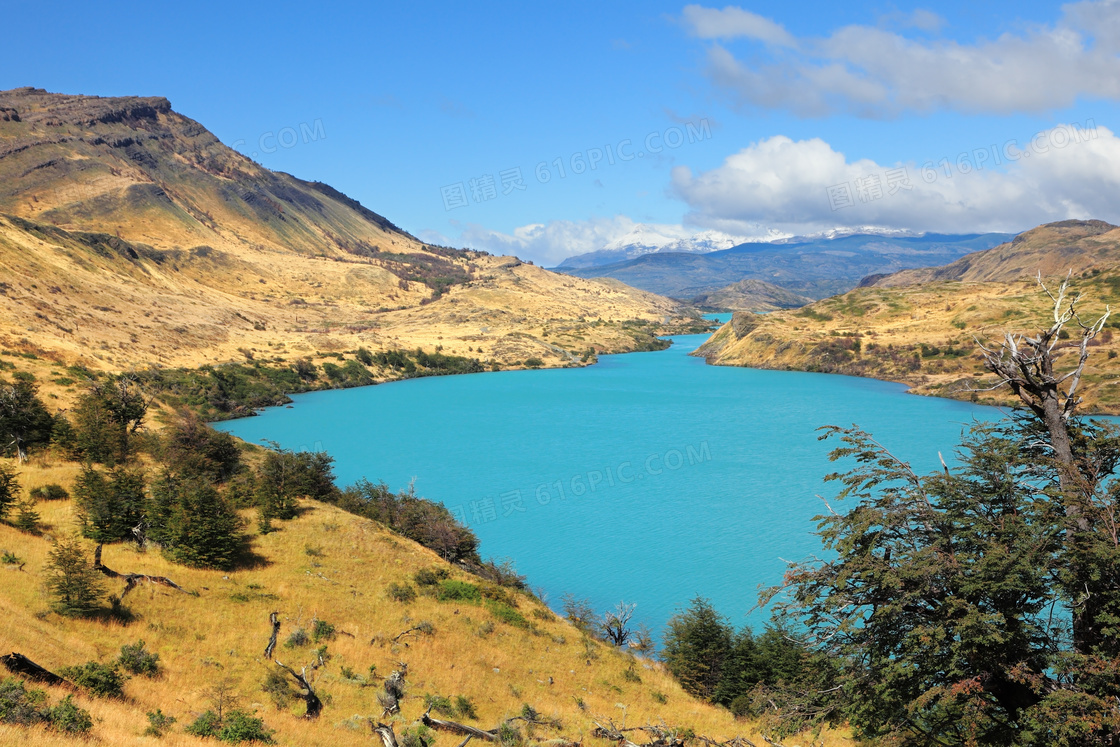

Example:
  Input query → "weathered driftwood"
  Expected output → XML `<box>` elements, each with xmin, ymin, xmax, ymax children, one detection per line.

<box><xmin>0</xmin><ymin>652</ymin><xmax>68</xmax><ymax>687</ymax></box>
<box><xmin>264</xmin><ymin>612</ymin><xmax>280</xmax><ymax>658</ymax></box>
<box><xmin>93</xmin><ymin>544</ymin><xmax>190</xmax><ymax>599</ymax></box>
<box><xmin>273</xmin><ymin>659</ymin><xmax>323</xmax><ymax>719</ymax></box>
<box><xmin>421</xmin><ymin>709</ymin><xmax>498</xmax><ymax>741</ymax></box>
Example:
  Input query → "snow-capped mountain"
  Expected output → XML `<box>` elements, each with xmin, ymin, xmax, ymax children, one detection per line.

<box><xmin>557</xmin><ymin>225</ymin><xmax>790</xmax><ymax>269</ymax></box>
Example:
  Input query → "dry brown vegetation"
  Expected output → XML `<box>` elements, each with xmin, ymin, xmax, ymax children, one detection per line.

<box><xmin>0</xmin><ymin>455</ymin><xmax>854</xmax><ymax>746</ymax></box>
<box><xmin>0</xmin><ymin>88</ymin><xmax>700</xmax><ymax>376</ymax></box>
<box><xmin>697</xmin><ymin>221</ymin><xmax>1120</xmax><ymax>413</ymax></box>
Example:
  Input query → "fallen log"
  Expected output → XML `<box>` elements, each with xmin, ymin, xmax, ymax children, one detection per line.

<box><xmin>93</xmin><ymin>544</ymin><xmax>191</xmax><ymax>599</ymax></box>
<box><xmin>264</xmin><ymin>612</ymin><xmax>280</xmax><ymax>658</ymax></box>
<box><xmin>273</xmin><ymin>659</ymin><xmax>323</xmax><ymax>719</ymax></box>
<box><xmin>421</xmin><ymin>709</ymin><xmax>498</xmax><ymax>741</ymax></box>
<box><xmin>0</xmin><ymin>652</ymin><xmax>68</xmax><ymax>687</ymax></box>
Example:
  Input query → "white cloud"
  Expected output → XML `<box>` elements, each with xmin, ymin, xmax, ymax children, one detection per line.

<box><xmin>681</xmin><ymin>5</ymin><xmax>796</xmax><ymax>46</ymax></box>
<box><xmin>448</xmin><ymin>216</ymin><xmax>646</xmax><ymax>266</ymax></box>
<box><xmin>682</xmin><ymin>1</ymin><xmax>1120</xmax><ymax>116</ymax></box>
<box><xmin>671</xmin><ymin>123</ymin><xmax>1120</xmax><ymax>235</ymax></box>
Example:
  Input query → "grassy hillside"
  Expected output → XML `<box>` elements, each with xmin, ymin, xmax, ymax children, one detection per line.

<box><xmin>0</xmin><ymin>88</ymin><xmax>700</xmax><ymax>374</ymax></box>
<box><xmin>0</xmin><ymin>451</ymin><xmax>854</xmax><ymax>747</ymax></box>
<box><xmin>690</xmin><ymin>279</ymin><xmax>813</xmax><ymax>313</ymax></box>
<box><xmin>696</xmin><ymin>266</ymin><xmax>1120</xmax><ymax>413</ymax></box>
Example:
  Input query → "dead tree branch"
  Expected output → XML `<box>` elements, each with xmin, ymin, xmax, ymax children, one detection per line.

<box><xmin>370</xmin><ymin>721</ymin><xmax>399</xmax><ymax>747</ymax></box>
<box><xmin>273</xmin><ymin>659</ymin><xmax>322</xmax><ymax>719</ymax></box>
<box><xmin>93</xmin><ymin>544</ymin><xmax>191</xmax><ymax>599</ymax></box>
<box><xmin>421</xmin><ymin>709</ymin><xmax>498</xmax><ymax>741</ymax></box>
<box><xmin>377</xmin><ymin>662</ymin><xmax>408</xmax><ymax>717</ymax></box>
<box><xmin>264</xmin><ymin>612</ymin><xmax>280</xmax><ymax>659</ymax></box>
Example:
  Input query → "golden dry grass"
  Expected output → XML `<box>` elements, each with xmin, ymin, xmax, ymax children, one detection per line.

<box><xmin>0</xmin><ymin>458</ymin><xmax>854</xmax><ymax>747</ymax></box>
<box><xmin>697</xmin><ymin>275</ymin><xmax>1120</xmax><ymax>414</ymax></box>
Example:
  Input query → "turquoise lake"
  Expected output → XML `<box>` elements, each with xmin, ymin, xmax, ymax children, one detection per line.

<box><xmin>217</xmin><ymin>326</ymin><xmax>1004</xmax><ymax>634</ymax></box>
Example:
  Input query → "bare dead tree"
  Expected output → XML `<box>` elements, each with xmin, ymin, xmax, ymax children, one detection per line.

<box><xmin>599</xmin><ymin>601</ymin><xmax>637</xmax><ymax>647</ymax></box>
<box><xmin>93</xmin><ymin>544</ymin><xmax>190</xmax><ymax>600</ymax></box>
<box><xmin>370</xmin><ymin>721</ymin><xmax>400</xmax><ymax>747</ymax></box>
<box><xmin>273</xmin><ymin>659</ymin><xmax>322</xmax><ymax>719</ymax></box>
<box><xmin>377</xmin><ymin>662</ymin><xmax>408</xmax><ymax>717</ymax></box>
<box><xmin>975</xmin><ymin>272</ymin><xmax>1111</xmax><ymax>499</ymax></box>
<box><xmin>391</xmin><ymin>621</ymin><xmax>434</xmax><ymax>644</ymax></box>
<box><xmin>264</xmin><ymin>612</ymin><xmax>280</xmax><ymax>659</ymax></box>
<box><xmin>591</xmin><ymin>720</ymin><xmax>686</xmax><ymax>747</ymax></box>
<box><xmin>975</xmin><ymin>273</ymin><xmax>1113</xmax><ymax>652</ymax></box>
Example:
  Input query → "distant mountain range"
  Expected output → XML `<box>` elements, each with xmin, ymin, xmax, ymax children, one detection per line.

<box><xmin>555</xmin><ymin>226</ymin><xmax>778</xmax><ymax>269</ymax></box>
<box><xmin>556</xmin><ymin>232</ymin><xmax>1015</xmax><ymax>301</ymax></box>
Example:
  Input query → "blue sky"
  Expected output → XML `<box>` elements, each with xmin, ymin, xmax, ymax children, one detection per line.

<box><xmin>4</xmin><ymin>0</ymin><xmax>1119</xmax><ymax>263</ymax></box>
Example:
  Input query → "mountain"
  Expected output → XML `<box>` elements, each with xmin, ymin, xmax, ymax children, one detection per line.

<box><xmin>555</xmin><ymin>226</ymin><xmax>767</xmax><ymax>270</ymax></box>
<box><xmin>865</xmin><ymin>219</ymin><xmax>1120</xmax><ymax>286</ymax></box>
<box><xmin>695</xmin><ymin>220</ymin><xmax>1120</xmax><ymax>414</ymax></box>
<box><xmin>689</xmin><ymin>278</ymin><xmax>814</xmax><ymax>313</ymax></box>
<box><xmin>558</xmin><ymin>232</ymin><xmax>1014</xmax><ymax>300</ymax></box>
<box><xmin>0</xmin><ymin>88</ymin><xmax>699</xmax><ymax>373</ymax></box>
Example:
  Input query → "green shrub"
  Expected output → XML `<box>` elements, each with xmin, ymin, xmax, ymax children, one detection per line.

<box><xmin>117</xmin><ymin>640</ymin><xmax>160</xmax><ymax>677</ymax></box>
<box><xmin>311</xmin><ymin>619</ymin><xmax>336</xmax><ymax>643</ymax></box>
<box><xmin>261</xmin><ymin>669</ymin><xmax>293</xmax><ymax>709</ymax></box>
<box><xmin>186</xmin><ymin>710</ymin><xmax>221</xmax><ymax>737</ymax></box>
<box><xmin>487</xmin><ymin>601</ymin><xmax>528</xmax><ymax>628</ymax></box>
<box><xmin>144</xmin><ymin>708</ymin><xmax>177</xmax><ymax>736</ymax></box>
<box><xmin>436</xmin><ymin>579</ymin><xmax>481</xmax><ymax>603</ymax></box>
<box><xmin>523</xmin><ymin>357</ymin><xmax>544</xmax><ymax>368</ymax></box>
<box><xmin>387</xmin><ymin>582</ymin><xmax>417</xmax><ymax>603</ymax></box>
<box><xmin>285</xmin><ymin>628</ymin><xmax>310</xmax><ymax>648</ymax></box>
<box><xmin>0</xmin><ymin>677</ymin><xmax>47</xmax><ymax>725</ymax></box>
<box><xmin>1</xmin><ymin>550</ymin><xmax>20</xmax><ymax>565</ymax></box>
<box><xmin>217</xmin><ymin>710</ymin><xmax>275</xmax><ymax>744</ymax></box>
<box><xmin>424</xmin><ymin>693</ymin><xmax>455</xmax><ymax>716</ymax></box>
<box><xmin>30</xmin><ymin>483</ymin><xmax>69</xmax><ymax>501</ymax></box>
<box><xmin>400</xmin><ymin>723</ymin><xmax>434</xmax><ymax>747</ymax></box>
<box><xmin>413</xmin><ymin>567</ymin><xmax>450</xmax><ymax>587</ymax></box>
<box><xmin>60</xmin><ymin>661</ymin><xmax>126</xmax><ymax>698</ymax></box>
<box><xmin>454</xmin><ymin>695</ymin><xmax>478</xmax><ymax>719</ymax></box>
<box><xmin>46</xmin><ymin>695</ymin><xmax>93</xmax><ymax>734</ymax></box>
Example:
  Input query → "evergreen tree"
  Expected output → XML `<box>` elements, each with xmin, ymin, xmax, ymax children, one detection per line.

<box><xmin>0</xmin><ymin>465</ymin><xmax>18</xmax><ymax>522</ymax></box>
<box><xmin>73</xmin><ymin>466</ymin><xmax>145</xmax><ymax>543</ymax></box>
<box><xmin>45</xmin><ymin>536</ymin><xmax>105</xmax><ymax>617</ymax></box>
<box><xmin>0</xmin><ymin>374</ymin><xmax>53</xmax><ymax>463</ymax></box>
<box><xmin>661</xmin><ymin>597</ymin><xmax>732</xmax><ymax>700</ymax></box>
<box><xmin>767</xmin><ymin>284</ymin><xmax>1120</xmax><ymax>743</ymax></box>
<box><xmin>162</xmin><ymin>413</ymin><xmax>242</xmax><ymax>482</ymax></box>
<box><xmin>13</xmin><ymin>498</ymin><xmax>40</xmax><ymax>534</ymax></box>
<box><xmin>72</xmin><ymin>378</ymin><xmax>149</xmax><ymax>465</ymax></box>
<box><xmin>148</xmin><ymin>472</ymin><xmax>243</xmax><ymax>570</ymax></box>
